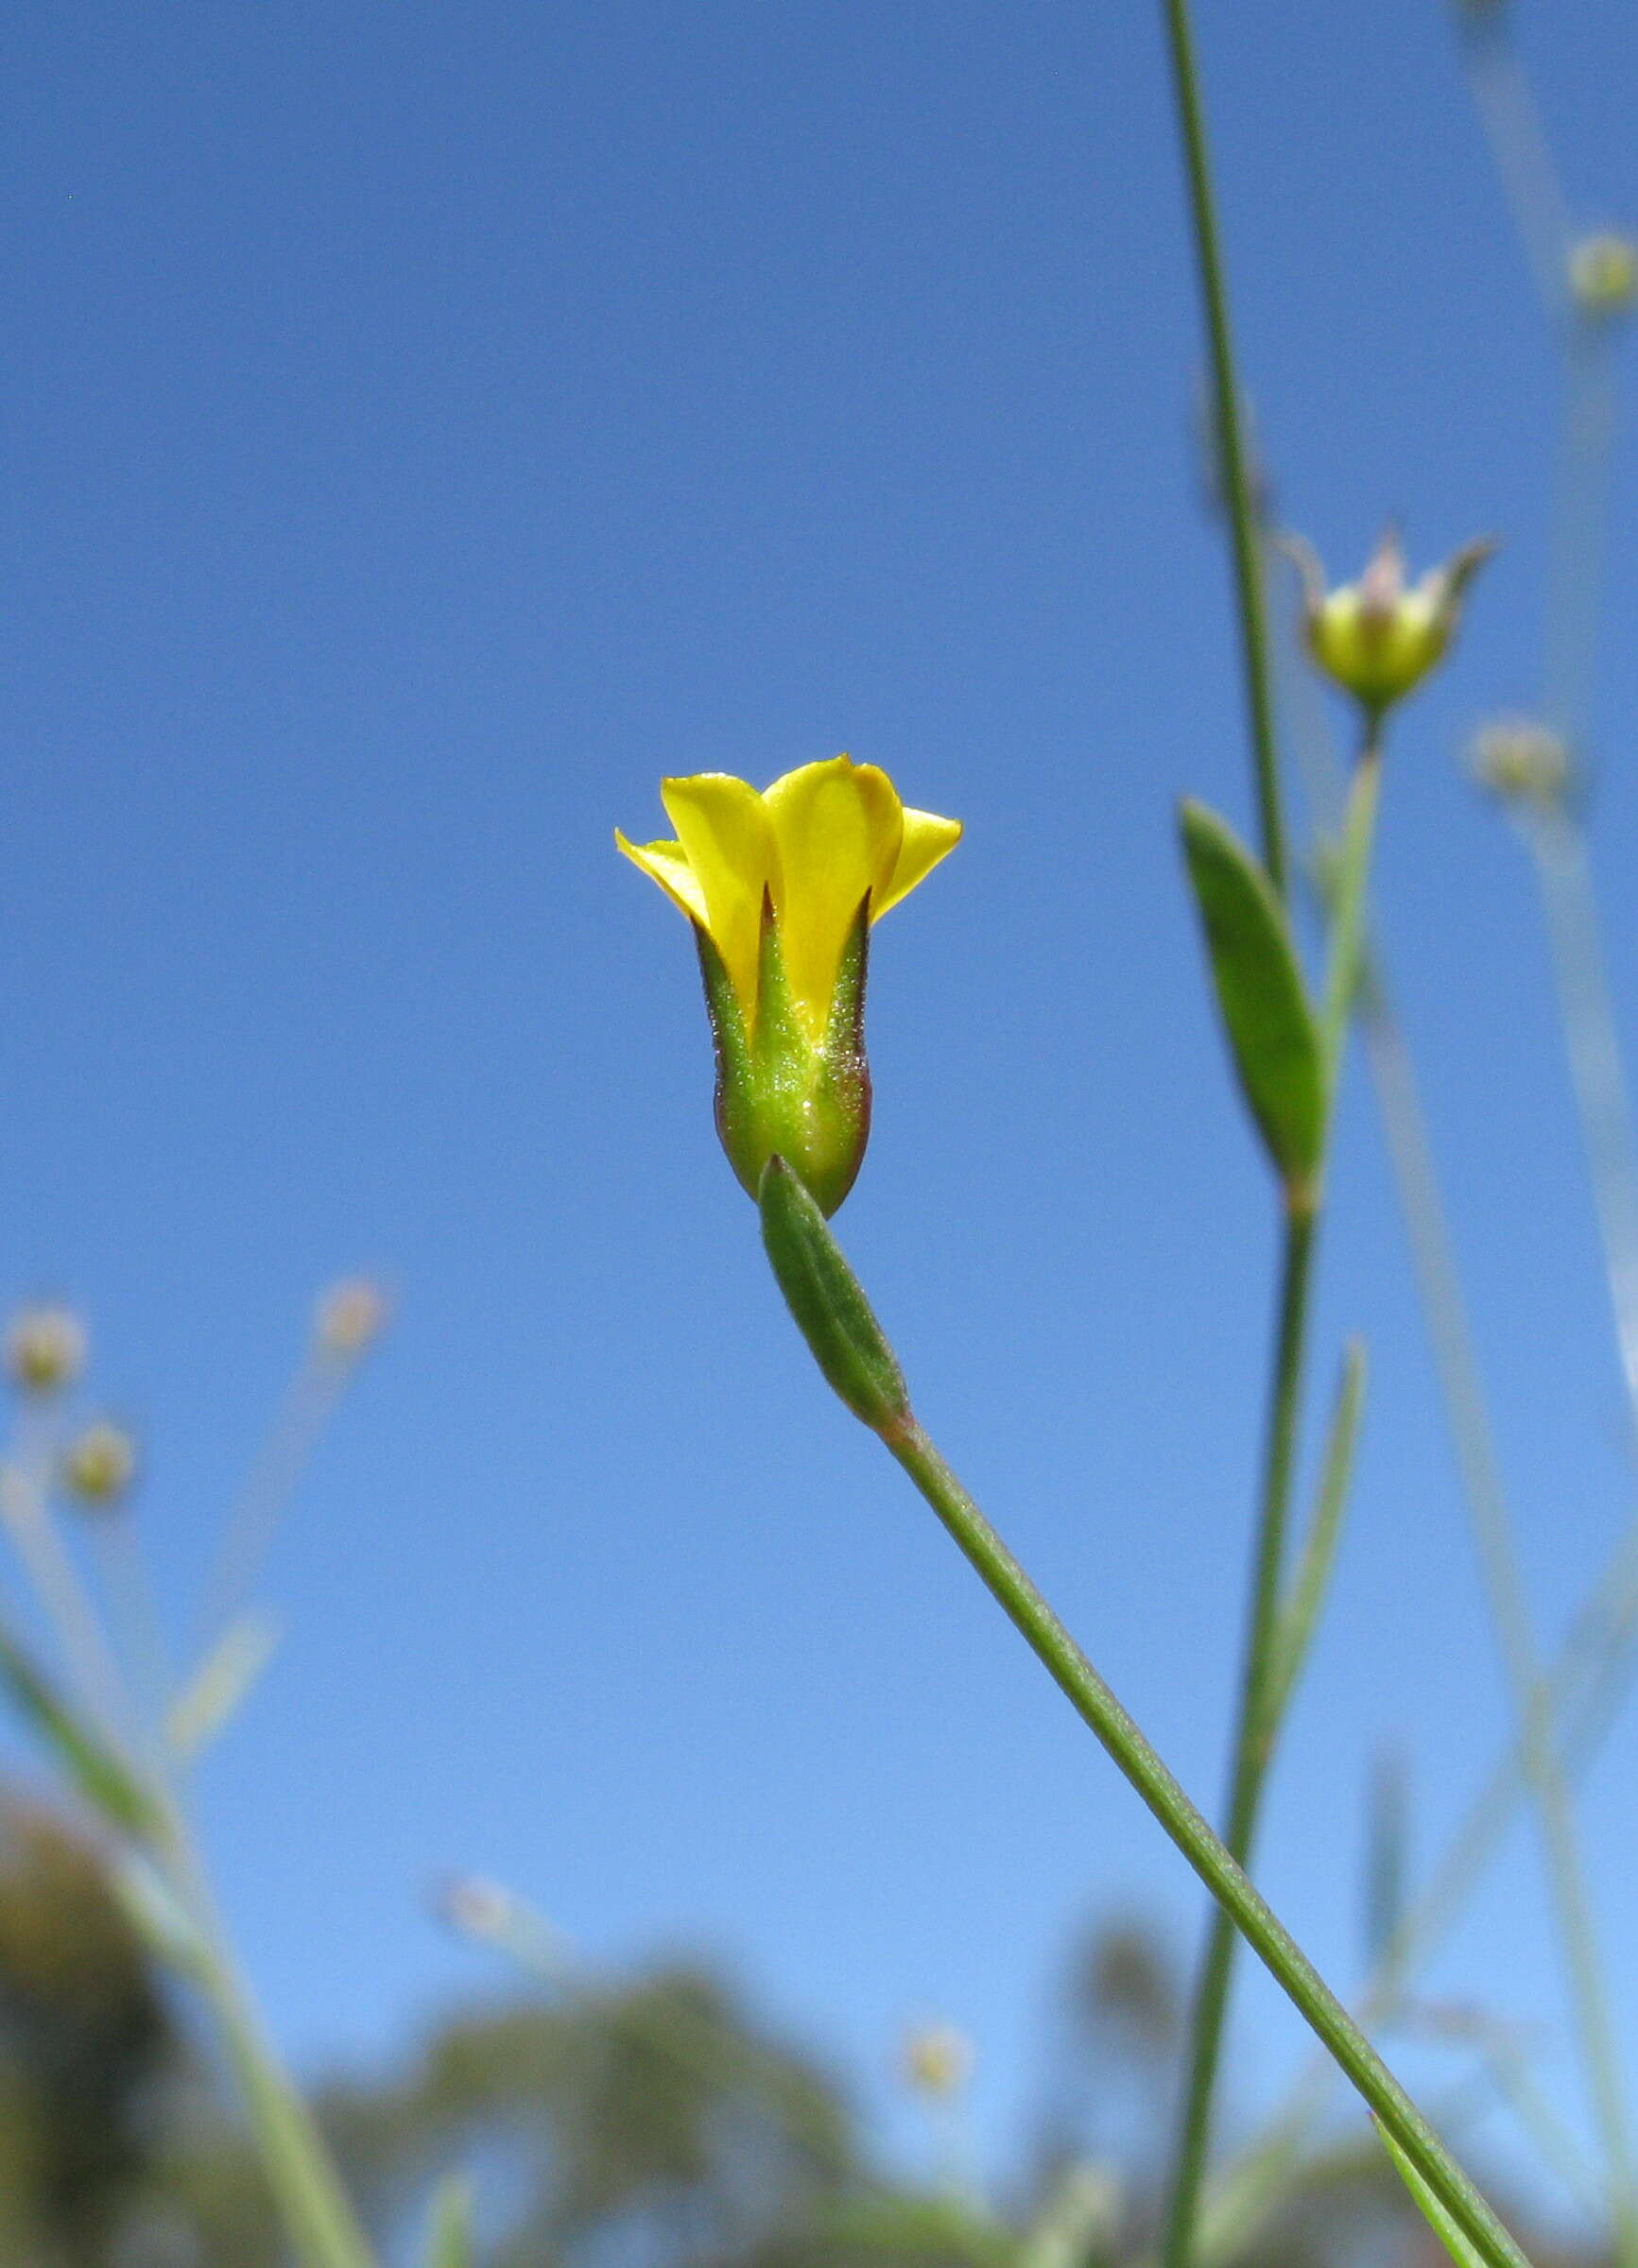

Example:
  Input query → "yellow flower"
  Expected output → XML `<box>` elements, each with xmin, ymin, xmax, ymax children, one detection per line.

<box><xmin>617</xmin><ymin>755</ymin><xmax>960</xmax><ymax>1212</ymax></box>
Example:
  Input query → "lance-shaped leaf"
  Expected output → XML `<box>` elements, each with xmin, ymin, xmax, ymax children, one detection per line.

<box><xmin>758</xmin><ymin>1156</ymin><xmax>910</xmax><ymax>1434</ymax></box>
<box><xmin>0</xmin><ymin>1619</ymin><xmax>158</xmax><ymax>1838</ymax></box>
<box><xmin>1180</xmin><ymin>800</ymin><xmax>1325</xmax><ymax>1192</ymax></box>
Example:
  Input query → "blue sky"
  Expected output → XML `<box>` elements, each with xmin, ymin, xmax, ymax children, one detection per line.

<box><xmin>4</xmin><ymin>0</ymin><xmax>1638</xmax><ymax>2221</ymax></box>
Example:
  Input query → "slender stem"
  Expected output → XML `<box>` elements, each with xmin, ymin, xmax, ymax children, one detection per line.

<box><xmin>1162</xmin><ymin>730</ymin><xmax>1382</xmax><ymax>2268</ymax></box>
<box><xmin>878</xmin><ymin>1415</ymin><xmax>1532</xmax><ymax>2268</ymax></box>
<box><xmin>1457</xmin><ymin>15</ymin><xmax>1574</xmax><ymax>319</ymax></box>
<box><xmin>1158</xmin><ymin>0</ymin><xmax>1286</xmax><ymax>898</ymax></box>
<box><xmin>1358</xmin><ymin>944</ymin><xmax>1638</xmax><ymax>2247</ymax></box>
<box><xmin>1160</xmin><ymin>1203</ymin><xmax>1315</xmax><ymax>2268</ymax></box>
<box><xmin>155</xmin><ymin>1800</ymin><xmax>377</xmax><ymax>2268</ymax></box>
<box><xmin>1529</xmin><ymin>811</ymin><xmax>1638</xmax><ymax>1435</ymax></box>
<box><xmin>1198</xmin><ymin>1549</ymin><xmax>1638</xmax><ymax>2268</ymax></box>
<box><xmin>1320</xmin><ymin>732</ymin><xmax>1383</xmax><ymax>1085</ymax></box>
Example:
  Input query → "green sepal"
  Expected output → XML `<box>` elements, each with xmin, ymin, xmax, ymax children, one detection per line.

<box><xmin>696</xmin><ymin>896</ymin><xmax>872</xmax><ymax>1218</ymax></box>
<box><xmin>1180</xmin><ymin>800</ymin><xmax>1325</xmax><ymax>1195</ymax></box>
<box><xmin>758</xmin><ymin>1155</ymin><xmax>909</xmax><ymax>1434</ymax></box>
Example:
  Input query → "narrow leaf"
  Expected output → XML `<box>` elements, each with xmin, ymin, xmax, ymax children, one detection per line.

<box><xmin>166</xmin><ymin>1612</ymin><xmax>281</xmax><ymax>1758</ymax></box>
<box><xmin>1270</xmin><ymin>1340</ymin><xmax>1367</xmax><ymax>1720</ymax></box>
<box><xmin>758</xmin><ymin>1157</ymin><xmax>910</xmax><ymax>1434</ymax></box>
<box><xmin>0</xmin><ymin>1620</ymin><xmax>157</xmax><ymax>1837</ymax></box>
<box><xmin>1180</xmin><ymin>799</ymin><xmax>1325</xmax><ymax>1190</ymax></box>
<box><xmin>1376</xmin><ymin>2119</ymin><xmax>1493</xmax><ymax>2268</ymax></box>
<box><xmin>424</xmin><ymin>2177</ymin><xmax>474</xmax><ymax>2268</ymax></box>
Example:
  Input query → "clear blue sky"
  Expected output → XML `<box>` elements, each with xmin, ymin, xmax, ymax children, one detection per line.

<box><xmin>4</xmin><ymin>0</ymin><xmax>1638</xmax><ymax>2218</ymax></box>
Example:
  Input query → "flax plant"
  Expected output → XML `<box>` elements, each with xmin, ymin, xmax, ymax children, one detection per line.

<box><xmin>615</xmin><ymin>615</ymin><xmax>1521</xmax><ymax>2268</ymax></box>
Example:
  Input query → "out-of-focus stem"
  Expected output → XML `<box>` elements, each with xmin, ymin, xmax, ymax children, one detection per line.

<box><xmin>1457</xmin><ymin>13</ymin><xmax>1574</xmax><ymax>318</ymax></box>
<box><xmin>198</xmin><ymin>1343</ymin><xmax>361</xmax><ymax>1649</ymax></box>
<box><xmin>1357</xmin><ymin>940</ymin><xmax>1638</xmax><ymax>2249</ymax></box>
<box><xmin>1528</xmin><ymin>811</ymin><xmax>1638</xmax><ymax>1428</ymax></box>
<box><xmin>155</xmin><ymin>1800</ymin><xmax>376</xmax><ymax>2268</ymax></box>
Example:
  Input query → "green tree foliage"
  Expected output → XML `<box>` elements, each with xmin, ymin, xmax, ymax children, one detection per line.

<box><xmin>0</xmin><ymin>1806</ymin><xmax>1554</xmax><ymax>2268</ymax></box>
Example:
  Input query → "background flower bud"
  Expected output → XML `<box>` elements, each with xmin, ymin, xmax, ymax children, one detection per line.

<box><xmin>61</xmin><ymin>1420</ymin><xmax>139</xmax><ymax>1509</ymax></box>
<box><xmin>6</xmin><ymin>1306</ymin><xmax>87</xmax><ymax>1399</ymax></box>
<box><xmin>1569</xmin><ymin>232</ymin><xmax>1638</xmax><ymax>321</ymax></box>
<box><xmin>1466</xmin><ymin>716</ymin><xmax>1572</xmax><ymax>810</ymax></box>
<box><xmin>314</xmin><ymin>1278</ymin><xmax>392</xmax><ymax>1359</ymax></box>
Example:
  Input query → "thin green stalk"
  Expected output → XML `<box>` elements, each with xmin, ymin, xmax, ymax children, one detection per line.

<box><xmin>1162</xmin><ymin>736</ymin><xmax>1381</xmax><ymax>2268</ymax></box>
<box><xmin>1528</xmin><ymin>810</ymin><xmax>1638</xmax><ymax>1431</ymax></box>
<box><xmin>757</xmin><ymin>1165</ymin><xmax>1531</xmax><ymax>2268</ymax></box>
<box><xmin>1545</xmin><ymin>329</ymin><xmax>1619</xmax><ymax>754</ymax></box>
<box><xmin>1158</xmin><ymin>0</ymin><xmax>1286</xmax><ymax>897</ymax></box>
<box><xmin>1159</xmin><ymin>1203</ymin><xmax>1315</xmax><ymax>2268</ymax></box>
<box><xmin>150</xmin><ymin>1796</ymin><xmax>377</xmax><ymax>2268</ymax></box>
<box><xmin>1197</xmin><ymin>1550</ymin><xmax>1638</xmax><ymax>2268</ymax></box>
<box><xmin>877</xmin><ymin>1415</ymin><xmax>1532</xmax><ymax>2268</ymax></box>
<box><xmin>1357</xmin><ymin>944</ymin><xmax>1638</xmax><ymax>2249</ymax></box>
<box><xmin>1457</xmin><ymin>13</ymin><xmax>1574</xmax><ymax>319</ymax></box>
<box><xmin>1319</xmin><ymin>735</ymin><xmax>1383</xmax><ymax>1083</ymax></box>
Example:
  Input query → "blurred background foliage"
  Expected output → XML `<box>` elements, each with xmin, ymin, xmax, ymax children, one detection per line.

<box><xmin>0</xmin><ymin>1788</ymin><xmax>1548</xmax><ymax>2268</ymax></box>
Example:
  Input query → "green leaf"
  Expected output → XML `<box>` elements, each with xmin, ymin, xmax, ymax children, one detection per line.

<box><xmin>0</xmin><ymin>1620</ymin><xmax>158</xmax><ymax>1838</ymax></box>
<box><xmin>423</xmin><ymin>2177</ymin><xmax>473</xmax><ymax>2268</ymax></box>
<box><xmin>1269</xmin><ymin>1339</ymin><xmax>1367</xmax><ymax>1720</ymax></box>
<box><xmin>758</xmin><ymin>1157</ymin><xmax>910</xmax><ymax>1435</ymax></box>
<box><xmin>1180</xmin><ymin>800</ymin><xmax>1325</xmax><ymax>1191</ymax></box>
<box><xmin>1376</xmin><ymin>2119</ymin><xmax>1495</xmax><ymax>2268</ymax></box>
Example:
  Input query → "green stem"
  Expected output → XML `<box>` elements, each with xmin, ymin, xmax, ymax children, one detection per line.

<box><xmin>156</xmin><ymin>1803</ymin><xmax>378</xmax><ymax>2268</ymax></box>
<box><xmin>1161</xmin><ymin>731</ymin><xmax>1382</xmax><ymax>2268</ymax></box>
<box><xmin>1158</xmin><ymin>0</ymin><xmax>1286</xmax><ymax>899</ymax></box>
<box><xmin>1160</xmin><ymin>1202</ymin><xmax>1315</xmax><ymax>2268</ymax></box>
<box><xmin>1320</xmin><ymin>732</ymin><xmax>1384</xmax><ymax>1088</ymax></box>
<box><xmin>877</xmin><ymin>1415</ymin><xmax>1532</xmax><ymax>2268</ymax></box>
<box><xmin>1358</xmin><ymin>943</ymin><xmax>1638</xmax><ymax>2249</ymax></box>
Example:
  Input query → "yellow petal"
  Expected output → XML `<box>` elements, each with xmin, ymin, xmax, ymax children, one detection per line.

<box><xmin>876</xmin><ymin>806</ymin><xmax>963</xmax><ymax>918</ymax></box>
<box><xmin>763</xmin><ymin>758</ymin><xmax>904</xmax><ymax>1036</ymax></box>
<box><xmin>614</xmin><ymin>831</ymin><xmax>709</xmax><ymax>926</ymax></box>
<box><xmin>660</xmin><ymin>773</ymin><xmax>778</xmax><ymax>1020</ymax></box>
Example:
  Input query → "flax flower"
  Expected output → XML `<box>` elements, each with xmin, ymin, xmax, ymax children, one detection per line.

<box><xmin>617</xmin><ymin>755</ymin><xmax>960</xmax><ymax>1213</ymax></box>
<box><xmin>1287</xmin><ymin>528</ymin><xmax>1494</xmax><ymax>721</ymax></box>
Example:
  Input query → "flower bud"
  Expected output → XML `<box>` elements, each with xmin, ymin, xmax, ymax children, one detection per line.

<box><xmin>902</xmin><ymin>2021</ymin><xmax>974</xmax><ymax>2100</ymax></box>
<box><xmin>1466</xmin><ymin>716</ymin><xmax>1572</xmax><ymax>810</ymax></box>
<box><xmin>1569</xmin><ymin>232</ymin><xmax>1638</xmax><ymax>322</ymax></box>
<box><xmin>61</xmin><ymin>1420</ymin><xmax>138</xmax><ymax>1509</ymax></box>
<box><xmin>1287</xmin><ymin>529</ymin><xmax>1495</xmax><ymax>721</ymax></box>
<box><xmin>6</xmin><ymin>1306</ymin><xmax>86</xmax><ymax>1398</ymax></box>
<box><xmin>314</xmin><ymin>1278</ymin><xmax>391</xmax><ymax>1359</ymax></box>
